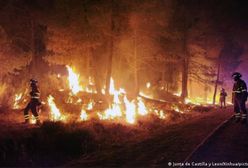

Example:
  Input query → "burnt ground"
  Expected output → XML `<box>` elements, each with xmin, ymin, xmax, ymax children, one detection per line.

<box><xmin>0</xmin><ymin>107</ymin><xmax>234</xmax><ymax>167</ymax></box>
<box><xmin>187</xmin><ymin>117</ymin><xmax>248</xmax><ymax>166</ymax></box>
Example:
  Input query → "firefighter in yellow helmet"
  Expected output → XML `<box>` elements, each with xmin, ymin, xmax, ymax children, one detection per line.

<box><xmin>23</xmin><ymin>79</ymin><xmax>41</xmax><ymax>125</ymax></box>
<box><xmin>232</xmin><ymin>72</ymin><xmax>248</xmax><ymax>124</ymax></box>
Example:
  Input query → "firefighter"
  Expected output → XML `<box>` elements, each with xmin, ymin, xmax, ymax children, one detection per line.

<box><xmin>219</xmin><ymin>88</ymin><xmax>227</xmax><ymax>108</ymax></box>
<box><xmin>232</xmin><ymin>72</ymin><xmax>248</xmax><ymax>123</ymax></box>
<box><xmin>23</xmin><ymin>79</ymin><xmax>41</xmax><ymax>125</ymax></box>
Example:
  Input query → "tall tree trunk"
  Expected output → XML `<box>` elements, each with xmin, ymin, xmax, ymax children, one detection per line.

<box><xmin>133</xmin><ymin>29</ymin><xmax>139</xmax><ymax>96</ymax></box>
<box><xmin>162</xmin><ymin>70</ymin><xmax>166</xmax><ymax>91</ymax></box>
<box><xmin>162</xmin><ymin>61</ymin><xmax>166</xmax><ymax>91</ymax></box>
<box><xmin>30</xmin><ymin>19</ymin><xmax>36</xmax><ymax>78</ymax></box>
<box><xmin>180</xmin><ymin>0</ymin><xmax>195</xmax><ymax>103</ymax></box>
<box><xmin>85</xmin><ymin>50</ymin><xmax>90</xmax><ymax>78</ymax></box>
<box><xmin>180</xmin><ymin>1</ymin><xmax>189</xmax><ymax>103</ymax></box>
<box><xmin>181</xmin><ymin>56</ymin><xmax>189</xmax><ymax>101</ymax></box>
<box><xmin>189</xmin><ymin>78</ymin><xmax>192</xmax><ymax>98</ymax></box>
<box><xmin>29</xmin><ymin>20</ymin><xmax>48</xmax><ymax>81</ymax></box>
<box><xmin>181</xmin><ymin>32</ymin><xmax>189</xmax><ymax>102</ymax></box>
<box><xmin>105</xmin><ymin>0</ymin><xmax>115</xmax><ymax>96</ymax></box>
<box><xmin>204</xmin><ymin>84</ymin><xmax>208</xmax><ymax>102</ymax></box>
<box><xmin>105</xmin><ymin>41</ymin><xmax>113</xmax><ymax>95</ymax></box>
<box><xmin>213</xmin><ymin>62</ymin><xmax>220</xmax><ymax>105</ymax></box>
<box><xmin>90</xmin><ymin>48</ymin><xmax>102</xmax><ymax>95</ymax></box>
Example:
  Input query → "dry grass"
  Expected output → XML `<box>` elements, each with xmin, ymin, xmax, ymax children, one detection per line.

<box><xmin>0</xmin><ymin>106</ymin><xmax>233</xmax><ymax>167</ymax></box>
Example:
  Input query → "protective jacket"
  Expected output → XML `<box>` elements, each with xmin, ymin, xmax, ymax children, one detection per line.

<box><xmin>232</xmin><ymin>79</ymin><xmax>248</xmax><ymax>101</ymax></box>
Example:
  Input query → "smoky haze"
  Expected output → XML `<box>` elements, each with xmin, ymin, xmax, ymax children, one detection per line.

<box><xmin>0</xmin><ymin>0</ymin><xmax>248</xmax><ymax>106</ymax></box>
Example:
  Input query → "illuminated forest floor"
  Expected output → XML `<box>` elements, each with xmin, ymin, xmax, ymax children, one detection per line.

<box><xmin>0</xmin><ymin>107</ymin><xmax>233</xmax><ymax>167</ymax></box>
<box><xmin>68</xmin><ymin>108</ymin><xmax>233</xmax><ymax>167</ymax></box>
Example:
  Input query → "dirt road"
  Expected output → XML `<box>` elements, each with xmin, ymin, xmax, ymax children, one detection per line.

<box><xmin>188</xmin><ymin>118</ymin><xmax>248</xmax><ymax>164</ymax></box>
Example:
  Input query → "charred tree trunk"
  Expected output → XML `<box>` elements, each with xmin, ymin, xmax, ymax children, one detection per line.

<box><xmin>91</xmin><ymin>47</ymin><xmax>102</xmax><ymax>95</ymax></box>
<box><xmin>162</xmin><ymin>61</ymin><xmax>166</xmax><ymax>91</ymax></box>
<box><xmin>133</xmin><ymin>29</ymin><xmax>139</xmax><ymax>96</ymax></box>
<box><xmin>161</xmin><ymin>70</ymin><xmax>166</xmax><ymax>91</ymax></box>
<box><xmin>181</xmin><ymin>40</ymin><xmax>189</xmax><ymax>102</ymax></box>
<box><xmin>105</xmin><ymin>0</ymin><xmax>115</xmax><ymax>96</ymax></box>
<box><xmin>177</xmin><ymin>0</ymin><xmax>199</xmax><ymax>103</ymax></box>
<box><xmin>29</xmin><ymin>19</ymin><xmax>48</xmax><ymax>80</ymax></box>
<box><xmin>180</xmin><ymin>1</ymin><xmax>190</xmax><ymax>103</ymax></box>
<box><xmin>29</xmin><ymin>19</ymin><xmax>36</xmax><ymax>78</ymax></box>
<box><xmin>85</xmin><ymin>51</ymin><xmax>91</xmax><ymax>78</ymax></box>
<box><xmin>189</xmin><ymin>78</ymin><xmax>192</xmax><ymax>98</ymax></box>
<box><xmin>83</xmin><ymin>5</ymin><xmax>102</xmax><ymax>95</ymax></box>
<box><xmin>213</xmin><ymin>62</ymin><xmax>220</xmax><ymax>105</ymax></box>
<box><xmin>204</xmin><ymin>83</ymin><xmax>208</xmax><ymax>102</ymax></box>
<box><xmin>105</xmin><ymin>28</ymin><xmax>114</xmax><ymax>96</ymax></box>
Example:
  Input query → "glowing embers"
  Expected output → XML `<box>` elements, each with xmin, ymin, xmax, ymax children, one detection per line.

<box><xmin>79</xmin><ymin>100</ymin><xmax>93</xmax><ymax>121</ymax></box>
<box><xmin>173</xmin><ymin>92</ymin><xmax>181</xmax><ymax>97</ymax></box>
<box><xmin>173</xmin><ymin>91</ymin><xmax>213</xmax><ymax>105</ymax></box>
<box><xmin>146</xmin><ymin>82</ymin><xmax>151</xmax><ymax>89</ymax></box>
<box><xmin>172</xmin><ymin>104</ymin><xmax>184</xmax><ymax>113</ymax></box>
<box><xmin>154</xmin><ymin>109</ymin><xmax>166</xmax><ymax>119</ymax></box>
<box><xmin>185</xmin><ymin>97</ymin><xmax>212</xmax><ymax>105</ymax></box>
<box><xmin>80</xmin><ymin>109</ymin><xmax>88</xmax><ymax>121</ymax></box>
<box><xmin>87</xmin><ymin>100</ymin><xmax>94</xmax><ymax>110</ymax></box>
<box><xmin>47</xmin><ymin>95</ymin><xmax>65</xmax><ymax>121</ymax></box>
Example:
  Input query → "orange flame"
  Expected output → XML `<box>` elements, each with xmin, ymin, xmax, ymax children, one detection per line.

<box><xmin>137</xmin><ymin>97</ymin><xmax>147</xmax><ymax>115</ymax></box>
<box><xmin>80</xmin><ymin>109</ymin><xmax>88</xmax><ymax>121</ymax></box>
<box><xmin>124</xmin><ymin>96</ymin><xmax>136</xmax><ymax>124</ymax></box>
<box><xmin>146</xmin><ymin>82</ymin><xmax>151</xmax><ymax>89</ymax></box>
<box><xmin>96</xmin><ymin>78</ymin><xmax>153</xmax><ymax>124</ymax></box>
<box><xmin>66</xmin><ymin>65</ymin><xmax>83</xmax><ymax>95</ymax></box>
<box><xmin>154</xmin><ymin>109</ymin><xmax>166</xmax><ymax>119</ymax></box>
<box><xmin>47</xmin><ymin>95</ymin><xmax>64</xmax><ymax>121</ymax></box>
<box><xmin>13</xmin><ymin>93</ymin><xmax>23</xmax><ymax>109</ymax></box>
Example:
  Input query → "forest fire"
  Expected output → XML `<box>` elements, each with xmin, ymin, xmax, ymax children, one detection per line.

<box><xmin>137</xmin><ymin>97</ymin><xmax>148</xmax><ymax>116</ymax></box>
<box><xmin>96</xmin><ymin>78</ymin><xmax>147</xmax><ymax>124</ymax></box>
<box><xmin>35</xmin><ymin>66</ymin><xmax>168</xmax><ymax>124</ymax></box>
<box><xmin>11</xmin><ymin>64</ymin><xmax>211</xmax><ymax>125</ymax></box>
<box><xmin>6</xmin><ymin>64</ymin><xmax>200</xmax><ymax>125</ymax></box>
<box><xmin>154</xmin><ymin>109</ymin><xmax>166</xmax><ymax>119</ymax></box>
<box><xmin>173</xmin><ymin>91</ymin><xmax>214</xmax><ymax>105</ymax></box>
<box><xmin>66</xmin><ymin>65</ymin><xmax>83</xmax><ymax>95</ymax></box>
<box><xmin>80</xmin><ymin>109</ymin><xmax>88</xmax><ymax>121</ymax></box>
<box><xmin>185</xmin><ymin>97</ymin><xmax>213</xmax><ymax>105</ymax></box>
<box><xmin>13</xmin><ymin>93</ymin><xmax>23</xmax><ymax>109</ymax></box>
<box><xmin>47</xmin><ymin>95</ymin><xmax>65</xmax><ymax>121</ymax></box>
<box><xmin>1</xmin><ymin>0</ymin><xmax>248</xmax><ymax>167</ymax></box>
<box><xmin>2</xmin><ymin>0</ymin><xmax>247</xmax><ymax>166</ymax></box>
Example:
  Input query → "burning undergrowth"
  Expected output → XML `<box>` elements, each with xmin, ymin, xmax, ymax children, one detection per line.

<box><xmin>11</xmin><ymin>65</ymin><xmax>197</xmax><ymax>126</ymax></box>
<box><xmin>1</xmin><ymin>66</ymin><xmax>212</xmax><ymax>166</ymax></box>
